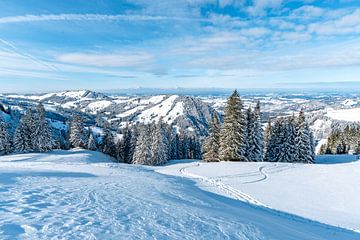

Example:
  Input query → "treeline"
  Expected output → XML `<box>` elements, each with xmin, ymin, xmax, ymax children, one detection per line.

<box><xmin>202</xmin><ymin>90</ymin><xmax>315</xmax><ymax>163</ymax></box>
<box><xmin>0</xmin><ymin>104</ymin><xmax>201</xmax><ymax>165</ymax></box>
<box><xmin>69</xmin><ymin>115</ymin><xmax>201</xmax><ymax>165</ymax></box>
<box><xmin>0</xmin><ymin>91</ymin><xmax>316</xmax><ymax>165</ymax></box>
<box><xmin>319</xmin><ymin>125</ymin><xmax>360</xmax><ymax>154</ymax></box>
<box><xmin>0</xmin><ymin>103</ymin><xmax>54</xmax><ymax>154</ymax></box>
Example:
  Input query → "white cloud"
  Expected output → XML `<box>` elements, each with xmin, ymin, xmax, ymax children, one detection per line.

<box><xmin>308</xmin><ymin>9</ymin><xmax>360</xmax><ymax>35</ymax></box>
<box><xmin>0</xmin><ymin>13</ymin><xmax>209</xmax><ymax>25</ymax></box>
<box><xmin>291</xmin><ymin>5</ymin><xmax>324</xmax><ymax>19</ymax></box>
<box><xmin>247</xmin><ymin>0</ymin><xmax>284</xmax><ymax>16</ymax></box>
<box><xmin>57</xmin><ymin>52</ymin><xmax>154</xmax><ymax>68</ymax></box>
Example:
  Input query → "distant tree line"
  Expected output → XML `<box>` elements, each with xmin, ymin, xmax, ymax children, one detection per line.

<box><xmin>319</xmin><ymin>125</ymin><xmax>360</xmax><ymax>155</ymax></box>
<box><xmin>202</xmin><ymin>90</ymin><xmax>315</xmax><ymax>163</ymax></box>
<box><xmin>0</xmin><ymin>104</ymin><xmax>201</xmax><ymax>166</ymax></box>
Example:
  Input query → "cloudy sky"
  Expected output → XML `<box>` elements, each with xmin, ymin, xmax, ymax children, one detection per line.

<box><xmin>0</xmin><ymin>0</ymin><xmax>360</xmax><ymax>92</ymax></box>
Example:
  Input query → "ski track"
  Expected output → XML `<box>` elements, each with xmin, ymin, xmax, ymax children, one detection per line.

<box><xmin>178</xmin><ymin>161</ymin><xmax>360</xmax><ymax>235</ymax></box>
<box><xmin>180</xmin><ymin>163</ymin><xmax>266</xmax><ymax>207</ymax></box>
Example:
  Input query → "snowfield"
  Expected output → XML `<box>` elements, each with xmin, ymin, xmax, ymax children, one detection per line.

<box><xmin>158</xmin><ymin>155</ymin><xmax>360</xmax><ymax>233</ymax></box>
<box><xmin>325</xmin><ymin>107</ymin><xmax>360</xmax><ymax>122</ymax></box>
<box><xmin>0</xmin><ymin>151</ymin><xmax>359</xmax><ymax>239</ymax></box>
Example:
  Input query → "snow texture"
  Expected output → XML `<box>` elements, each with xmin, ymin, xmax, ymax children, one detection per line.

<box><xmin>158</xmin><ymin>155</ymin><xmax>360</xmax><ymax>233</ymax></box>
<box><xmin>0</xmin><ymin>151</ymin><xmax>358</xmax><ymax>239</ymax></box>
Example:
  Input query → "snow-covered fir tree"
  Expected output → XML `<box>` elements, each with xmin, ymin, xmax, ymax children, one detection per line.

<box><xmin>189</xmin><ymin>136</ymin><xmax>201</xmax><ymax>159</ymax></box>
<box><xmin>69</xmin><ymin>114</ymin><xmax>87</xmax><ymax>148</ymax></box>
<box><xmin>245</xmin><ymin>102</ymin><xmax>264</xmax><ymax>161</ymax></box>
<box><xmin>13</xmin><ymin>109</ymin><xmax>35</xmax><ymax>153</ymax></box>
<box><xmin>264</xmin><ymin>118</ymin><xmax>281</xmax><ymax>162</ymax></box>
<box><xmin>295</xmin><ymin>110</ymin><xmax>315</xmax><ymax>163</ymax></box>
<box><xmin>171</xmin><ymin>133</ymin><xmax>180</xmax><ymax>160</ymax></box>
<box><xmin>129</xmin><ymin>124</ymin><xmax>140</xmax><ymax>162</ymax></box>
<box><xmin>31</xmin><ymin>103</ymin><xmax>54</xmax><ymax>152</ymax></box>
<box><xmin>252</xmin><ymin>102</ymin><xmax>264</xmax><ymax>161</ymax></box>
<box><xmin>150</xmin><ymin>120</ymin><xmax>170</xmax><ymax>165</ymax></box>
<box><xmin>87</xmin><ymin>130</ymin><xmax>97</xmax><ymax>151</ymax></box>
<box><xmin>0</xmin><ymin>116</ymin><xmax>11</xmax><ymax>155</ymax></box>
<box><xmin>117</xmin><ymin>123</ymin><xmax>132</xmax><ymax>163</ymax></box>
<box><xmin>265</xmin><ymin>111</ymin><xmax>315</xmax><ymax>163</ymax></box>
<box><xmin>202</xmin><ymin>113</ymin><xmax>220</xmax><ymax>162</ymax></box>
<box><xmin>278</xmin><ymin>116</ymin><xmax>297</xmax><ymax>163</ymax></box>
<box><xmin>264</xmin><ymin>119</ymin><xmax>272</xmax><ymax>154</ymax></box>
<box><xmin>101</xmin><ymin>121</ymin><xmax>116</xmax><ymax>157</ymax></box>
<box><xmin>245</xmin><ymin>107</ymin><xmax>254</xmax><ymax>160</ymax></box>
<box><xmin>133</xmin><ymin>125</ymin><xmax>152</xmax><ymax>165</ymax></box>
<box><xmin>218</xmin><ymin>90</ymin><xmax>247</xmax><ymax>161</ymax></box>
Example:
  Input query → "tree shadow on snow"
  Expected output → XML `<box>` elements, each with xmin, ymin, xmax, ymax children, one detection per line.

<box><xmin>315</xmin><ymin>154</ymin><xmax>359</xmax><ymax>164</ymax></box>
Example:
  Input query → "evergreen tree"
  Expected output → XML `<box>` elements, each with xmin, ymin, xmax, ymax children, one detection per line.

<box><xmin>171</xmin><ymin>133</ymin><xmax>180</xmax><ymax>160</ymax></box>
<box><xmin>32</xmin><ymin>103</ymin><xmax>54</xmax><ymax>152</ymax></box>
<box><xmin>133</xmin><ymin>125</ymin><xmax>152</xmax><ymax>165</ymax></box>
<box><xmin>101</xmin><ymin>121</ymin><xmax>116</xmax><ymax>157</ymax></box>
<box><xmin>150</xmin><ymin>120</ymin><xmax>169</xmax><ymax>165</ymax></box>
<box><xmin>265</xmin><ymin>117</ymin><xmax>297</xmax><ymax>162</ymax></box>
<box><xmin>245</xmin><ymin>107</ymin><xmax>255</xmax><ymax>160</ymax></box>
<box><xmin>218</xmin><ymin>90</ymin><xmax>247</xmax><ymax>161</ymax></box>
<box><xmin>202</xmin><ymin>112</ymin><xmax>220</xmax><ymax>162</ymax></box>
<box><xmin>277</xmin><ymin>116</ymin><xmax>297</xmax><ymax>163</ymax></box>
<box><xmin>13</xmin><ymin>109</ymin><xmax>35</xmax><ymax>153</ymax></box>
<box><xmin>69</xmin><ymin>114</ymin><xmax>87</xmax><ymax>148</ymax></box>
<box><xmin>264</xmin><ymin>119</ymin><xmax>272</xmax><ymax>155</ymax></box>
<box><xmin>252</xmin><ymin>101</ymin><xmax>264</xmax><ymax>161</ymax></box>
<box><xmin>118</xmin><ymin>123</ymin><xmax>132</xmax><ymax>163</ymax></box>
<box><xmin>87</xmin><ymin>130</ymin><xmax>97</xmax><ymax>151</ymax></box>
<box><xmin>0</xmin><ymin>117</ymin><xmax>11</xmax><ymax>155</ymax></box>
<box><xmin>129</xmin><ymin>124</ymin><xmax>140</xmax><ymax>163</ymax></box>
<box><xmin>265</xmin><ymin>112</ymin><xmax>314</xmax><ymax>164</ymax></box>
<box><xmin>264</xmin><ymin>118</ymin><xmax>282</xmax><ymax>162</ymax></box>
<box><xmin>295</xmin><ymin>110</ymin><xmax>315</xmax><ymax>163</ymax></box>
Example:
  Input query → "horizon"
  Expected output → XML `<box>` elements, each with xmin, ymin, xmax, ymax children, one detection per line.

<box><xmin>1</xmin><ymin>1</ymin><xmax>360</xmax><ymax>92</ymax></box>
<box><xmin>3</xmin><ymin>85</ymin><xmax>360</xmax><ymax>95</ymax></box>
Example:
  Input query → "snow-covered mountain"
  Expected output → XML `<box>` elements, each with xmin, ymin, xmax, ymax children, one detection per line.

<box><xmin>0</xmin><ymin>90</ymin><xmax>218</xmax><ymax>136</ymax></box>
<box><xmin>3</xmin><ymin>90</ymin><xmax>360</xmax><ymax>143</ymax></box>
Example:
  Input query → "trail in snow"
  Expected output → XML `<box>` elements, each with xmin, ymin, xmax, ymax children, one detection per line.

<box><xmin>180</xmin><ymin>162</ymin><xmax>266</xmax><ymax>207</ymax></box>
<box><xmin>158</xmin><ymin>156</ymin><xmax>360</xmax><ymax>233</ymax></box>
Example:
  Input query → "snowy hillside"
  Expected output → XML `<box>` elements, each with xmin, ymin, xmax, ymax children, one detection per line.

<box><xmin>4</xmin><ymin>90</ymin><xmax>360</xmax><ymax>144</ymax></box>
<box><xmin>1</xmin><ymin>90</ymin><xmax>217</xmax><ymax>136</ymax></box>
<box><xmin>158</xmin><ymin>155</ymin><xmax>360</xmax><ymax>233</ymax></box>
<box><xmin>0</xmin><ymin>150</ymin><xmax>358</xmax><ymax>239</ymax></box>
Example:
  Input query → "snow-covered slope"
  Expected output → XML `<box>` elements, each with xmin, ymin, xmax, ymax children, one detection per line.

<box><xmin>0</xmin><ymin>150</ymin><xmax>358</xmax><ymax>239</ymax></box>
<box><xmin>325</xmin><ymin>107</ymin><xmax>360</xmax><ymax>122</ymax></box>
<box><xmin>158</xmin><ymin>155</ymin><xmax>360</xmax><ymax>233</ymax></box>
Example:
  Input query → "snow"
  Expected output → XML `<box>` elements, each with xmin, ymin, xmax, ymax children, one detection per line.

<box><xmin>116</xmin><ymin>105</ymin><xmax>146</xmax><ymax>118</ymax></box>
<box><xmin>315</xmin><ymin>138</ymin><xmax>327</xmax><ymax>154</ymax></box>
<box><xmin>158</xmin><ymin>155</ymin><xmax>360</xmax><ymax>233</ymax></box>
<box><xmin>342</xmin><ymin>99</ymin><xmax>357</xmax><ymax>106</ymax></box>
<box><xmin>136</xmin><ymin>95</ymin><xmax>182</xmax><ymax>124</ymax></box>
<box><xmin>0</xmin><ymin>151</ymin><xmax>358</xmax><ymax>239</ymax></box>
<box><xmin>326</xmin><ymin>108</ymin><xmax>360</xmax><ymax>122</ymax></box>
<box><xmin>85</xmin><ymin>101</ymin><xmax>112</xmax><ymax>114</ymax></box>
<box><xmin>62</xmin><ymin>101</ymin><xmax>77</xmax><ymax>109</ymax></box>
<box><xmin>6</xmin><ymin>91</ymin><xmax>88</xmax><ymax>101</ymax></box>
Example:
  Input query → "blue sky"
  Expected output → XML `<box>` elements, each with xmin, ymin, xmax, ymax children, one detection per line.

<box><xmin>0</xmin><ymin>0</ymin><xmax>360</xmax><ymax>92</ymax></box>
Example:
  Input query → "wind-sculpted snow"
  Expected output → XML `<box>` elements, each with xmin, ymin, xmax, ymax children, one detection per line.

<box><xmin>0</xmin><ymin>151</ymin><xmax>358</xmax><ymax>239</ymax></box>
